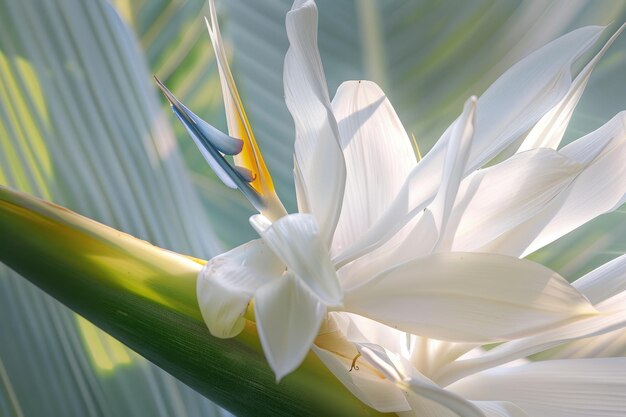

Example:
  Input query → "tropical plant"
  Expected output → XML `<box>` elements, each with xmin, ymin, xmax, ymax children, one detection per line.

<box><xmin>0</xmin><ymin>0</ymin><xmax>625</xmax><ymax>416</ymax></box>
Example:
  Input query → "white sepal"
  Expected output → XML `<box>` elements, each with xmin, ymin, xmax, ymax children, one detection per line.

<box><xmin>197</xmin><ymin>240</ymin><xmax>283</xmax><ymax>338</ymax></box>
<box><xmin>254</xmin><ymin>273</ymin><xmax>325</xmax><ymax>381</ymax></box>
<box><xmin>251</xmin><ymin>213</ymin><xmax>342</xmax><ymax>306</ymax></box>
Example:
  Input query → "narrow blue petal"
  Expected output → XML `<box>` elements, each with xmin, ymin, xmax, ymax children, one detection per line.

<box><xmin>155</xmin><ymin>76</ymin><xmax>266</xmax><ymax>211</ymax></box>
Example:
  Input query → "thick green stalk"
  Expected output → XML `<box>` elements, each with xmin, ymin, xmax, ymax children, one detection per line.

<box><xmin>0</xmin><ymin>186</ymin><xmax>390</xmax><ymax>417</ymax></box>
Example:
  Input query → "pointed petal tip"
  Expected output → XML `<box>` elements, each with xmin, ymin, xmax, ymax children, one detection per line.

<box><xmin>273</xmin><ymin>368</ymin><xmax>290</xmax><ymax>384</ymax></box>
<box><xmin>153</xmin><ymin>75</ymin><xmax>173</xmax><ymax>102</ymax></box>
<box><xmin>464</xmin><ymin>95</ymin><xmax>478</xmax><ymax>112</ymax></box>
<box><xmin>254</xmin><ymin>275</ymin><xmax>325</xmax><ymax>385</ymax></box>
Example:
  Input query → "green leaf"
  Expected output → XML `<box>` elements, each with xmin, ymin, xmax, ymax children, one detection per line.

<box><xmin>0</xmin><ymin>0</ymin><xmax>227</xmax><ymax>415</ymax></box>
<box><xmin>0</xmin><ymin>186</ymin><xmax>390</xmax><ymax>417</ymax></box>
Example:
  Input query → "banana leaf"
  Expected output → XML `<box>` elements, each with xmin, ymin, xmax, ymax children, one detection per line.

<box><xmin>0</xmin><ymin>0</ymin><xmax>228</xmax><ymax>415</ymax></box>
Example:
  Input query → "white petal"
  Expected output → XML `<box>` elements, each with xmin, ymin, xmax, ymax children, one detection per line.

<box><xmin>250</xmin><ymin>213</ymin><xmax>342</xmax><ymax>305</ymax></box>
<box><xmin>313</xmin><ymin>346</ymin><xmax>410</xmax><ymax>412</ymax></box>
<box><xmin>448</xmin><ymin>358</ymin><xmax>626</xmax><ymax>417</ymax></box>
<box><xmin>539</xmin><ymin>327</ymin><xmax>626</xmax><ymax>360</ymax></box>
<box><xmin>332</xmin><ymin>26</ymin><xmax>604</xmax><ymax>266</ymax></box>
<box><xmin>341</xmin><ymin>150</ymin><xmax>577</xmax><ymax>278</ymax></box>
<box><xmin>293</xmin><ymin>155</ymin><xmax>310</xmax><ymax>213</ymax></box>
<box><xmin>409</xmin><ymin>338</ymin><xmax>479</xmax><ymax>380</ymax></box>
<box><xmin>473</xmin><ymin>401</ymin><xmax>529</xmax><ymax>417</ymax></box>
<box><xmin>478</xmin><ymin>112</ymin><xmax>626</xmax><ymax>257</ymax></box>
<box><xmin>536</xmin><ymin>255</ymin><xmax>626</xmax><ymax>360</ymax></box>
<box><xmin>520</xmin><ymin>112</ymin><xmax>626</xmax><ymax>256</ymax></box>
<box><xmin>254</xmin><ymin>273</ymin><xmax>325</xmax><ymax>381</ymax></box>
<box><xmin>573</xmin><ymin>254</ymin><xmax>626</xmax><ymax>304</ymax></box>
<box><xmin>436</xmin><ymin>290</ymin><xmax>626</xmax><ymax>386</ymax></box>
<box><xmin>284</xmin><ymin>0</ymin><xmax>345</xmax><ymax>243</ymax></box>
<box><xmin>312</xmin><ymin>319</ymin><xmax>411</xmax><ymax>414</ymax></box>
<box><xmin>326</xmin><ymin>312</ymin><xmax>408</xmax><ymax>354</ymax></box>
<box><xmin>517</xmin><ymin>23</ymin><xmax>625</xmax><ymax>152</ymax></box>
<box><xmin>428</xmin><ymin>97</ymin><xmax>477</xmax><ymax>252</ymax></box>
<box><xmin>463</xmin><ymin>25</ymin><xmax>601</xmax><ymax>166</ymax></box>
<box><xmin>403</xmin><ymin>395</ymin><xmax>468</xmax><ymax>417</ymax></box>
<box><xmin>439</xmin><ymin>148</ymin><xmax>581</xmax><ymax>253</ymax></box>
<box><xmin>325</xmin><ymin>313</ymin><xmax>476</xmax><ymax>384</ymax></box>
<box><xmin>358</xmin><ymin>343</ymin><xmax>484</xmax><ymax>417</ymax></box>
<box><xmin>336</xmin><ymin>210</ymin><xmax>434</xmax><ymax>291</ymax></box>
<box><xmin>196</xmin><ymin>240</ymin><xmax>284</xmax><ymax>338</ymax></box>
<box><xmin>330</xmin><ymin>80</ymin><xmax>417</xmax><ymax>256</ymax></box>
<box><xmin>345</xmin><ymin>252</ymin><xmax>595</xmax><ymax>343</ymax></box>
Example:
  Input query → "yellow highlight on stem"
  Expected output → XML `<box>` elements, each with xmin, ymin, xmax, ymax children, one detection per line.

<box><xmin>77</xmin><ymin>316</ymin><xmax>132</xmax><ymax>372</ymax></box>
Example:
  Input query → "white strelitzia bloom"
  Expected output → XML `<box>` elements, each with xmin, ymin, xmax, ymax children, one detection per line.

<box><xmin>157</xmin><ymin>0</ymin><xmax>626</xmax><ymax>387</ymax></box>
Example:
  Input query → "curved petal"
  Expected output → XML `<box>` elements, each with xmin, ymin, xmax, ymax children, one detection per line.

<box><xmin>391</xmin><ymin>97</ymin><xmax>477</xmax><ymax>256</ymax></box>
<box><xmin>332</xmin><ymin>26</ymin><xmax>605</xmax><ymax>266</ymax></box>
<box><xmin>438</xmin><ymin>149</ymin><xmax>581</xmax><ymax>253</ymax></box>
<box><xmin>284</xmin><ymin>0</ymin><xmax>345</xmax><ymax>243</ymax></box>
<box><xmin>538</xmin><ymin>327</ymin><xmax>626</xmax><ymax>360</ymax></box>
<box><xmin>473</xmin><ymin>401</ymin><xmax>529</xmax><ymax>417</ymax></box>
<box><xmin>404</xmin><ymin>394</ymin><xmax>472</xmax><ymax>417</ymax></box>
<box><xmin>517</xmin><ymin>23</ymin><xmax>625</xmax><ymax>152</ymax></box>
<box><xmin>428</xmin><ymin>97</ymin><xmax>477</xmax><ymax>251</ymax></box>
<box><xmin>448</xmin><ymin>358</ymin><xmax>626</xmax><ymax>417</ymax></box>
<box><xmin>345</xmin><ymin>252</ymin><xmax>596</xmax><ymax>343</ymax></box>
<box><xmin>313</xmin><ymin>315</ymin><xmax>411</xmax><ymax>413</ymax></box>
<box><xmin>358</xmin><ymin>343</ymin><xmax>484</xmax><ymax>417</ymax></box>
<box><xmin>328</xmin><ymin>312</ymin><xmax>408</xmax><ymax>354</ymax></box>
<box><xmin>330</xmin><ymin>80</ymin><xmax>417</xmax><ymax>255</ymax></box>
<box><xmin>409</xmin><ymin>338</ymin><xmax>479</xmax><ymax>380</ymax></box>
<box><xmin>475</xmin><ymin>112</ymin><xmax>626</xmax><ymax>257</ymax></box>
<box><xmin>339</xmin><ymin>98</ymin><xmax>477</xmax><ymax>275</ymax></box>
<box><xmin>197</xmin><ymin>239</ymin><xmax>284</xmax><ymax>338</ymax></box>
<box><xmin>573</xmin><ymin>254</ymin><xmax>626</xmax><ymax>304</ymax></box>
<box><xmin>435</xmin><ymin>291</ymin><xmax>626</xmax><ymax>386</ymax></box>
<box><xmin>519</xmin><ymin>111</ymin><xmax>626</xmax><ymax>256</ymax></box>
<box><xmin>541</xmin><ymin>257</ymin><xmax>626</xmax><ymax>359</ymax></box>
<box><xmin>535</xmin><ymin>256</ymin><xmax>626</xmax><ymax>360</ymax></box>
<box><xmin>250</xmin><ymin>213</ymin><xmax>342</xmax><ymax>305</ymax></box>
<box><xmin>254</xmin><ymin>273</ymin><xmax>325</xmax><ymax>381</ymax></box>
<box><xmin>313</xmin><ymin>346</ymin><xmax>410</xmax><ymax>413</ymax></box>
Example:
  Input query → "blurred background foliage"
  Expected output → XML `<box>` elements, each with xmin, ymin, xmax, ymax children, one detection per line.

<box><xmin>0</xmin><ymin>0</ymin><xmax>624</xmax><ymax>415</ymax></box>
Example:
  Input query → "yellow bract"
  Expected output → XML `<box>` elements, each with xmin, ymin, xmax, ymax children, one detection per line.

<box><xmin>206</xmin><ymin>2</ymin><xmax>286</xmax><ymax>219</ymax></box>
<box><xmin>224</xmin><ymin>73</ymin><xmax>275</xmax><ymax>197</ymax></box>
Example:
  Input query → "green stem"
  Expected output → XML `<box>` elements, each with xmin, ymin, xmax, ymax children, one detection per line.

<box><xmin>0</xmin><ymin>186</ymin><xmax>390</xmax><ymax>417</ymax></box>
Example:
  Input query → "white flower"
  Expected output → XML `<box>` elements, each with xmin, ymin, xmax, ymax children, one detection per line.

<box><xmin>157</xmin><ymin>0</ymin><xmax>626</xmax><ymax>385</ymax></box>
